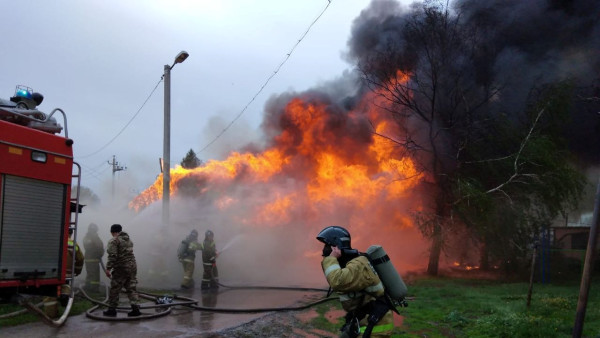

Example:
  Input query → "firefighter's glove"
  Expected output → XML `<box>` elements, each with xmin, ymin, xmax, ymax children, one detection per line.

<box><xmin>340</xmin><ymin>315</ymin><xmax>360</xmax><ymax>338</ymax></box>
<box><xmin>322</xmin><ymin>244</ymin><xmax>332</xmax><ymax>257</ymax></box>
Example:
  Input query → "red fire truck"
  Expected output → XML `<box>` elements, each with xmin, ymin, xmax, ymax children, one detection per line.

<box><xmin>0</xmin><ymin>85</ymin><xmax>81</xmax><ymax>306</ymax></box>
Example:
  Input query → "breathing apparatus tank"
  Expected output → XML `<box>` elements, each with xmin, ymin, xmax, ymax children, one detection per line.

<box><xmin>366</xmin><ymin>245</ymin><xmax>408</xmax><ymax>304</ymax></box>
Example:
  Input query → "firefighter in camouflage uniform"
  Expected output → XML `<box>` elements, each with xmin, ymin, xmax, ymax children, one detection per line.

<box><xmin>103</xmin><ymin>224</ymin><xmax>140</xmax><ymax>317</ymax></box>
<box><xmin>317</xmin><ymin>226</ymin><xmax>394</xmax><ymax>338</ymax></box>
<box><xmin>179</xmin><ymin>229</ymin><xmax>202</xmax><ymax>289</ymax></box>
<box><xmin>201</xmin><ymin>230</ymin><xmax>219</xmax><ymax>290</ymax></box>
<box><xmin>83</xmin><ymin>222</ymin><xmax>104</xmax><ymax>293</ymax></box>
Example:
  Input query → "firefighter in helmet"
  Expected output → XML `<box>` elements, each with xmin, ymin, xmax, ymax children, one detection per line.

<box><xmin>83</xmin><ymin>222</ymin><xmax>104</xmax><ymax>293</ymax></box>
<box><xmin>179</xmin><ymin>229</ymin><xmax>203</xmax><ymax>289</ymax></box>
<box><xmin>201</xmin><ymin>230</ymin><xmax>219</xmax><ymax>290</ymax></box>
<box><xmin>317</xmin><ymin>226</ymin><xmax>394</xmax><ymax>337</ymax></box>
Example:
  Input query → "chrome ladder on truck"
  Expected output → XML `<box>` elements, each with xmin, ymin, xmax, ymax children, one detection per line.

<box><xmin>66</xmin><ymin>162</ymin><xmax>82</xmax><ymax>291</ymax></box>
<box><xmin>41</xmin><ymin>162</ymin><xmax>82</xmax><ymax>327</ymax></box>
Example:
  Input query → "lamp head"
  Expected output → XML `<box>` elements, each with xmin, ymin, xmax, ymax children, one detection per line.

<box><xmin>174</xmin><ymin>51</ymin><xmax>189</xmax><ymax>64</ymax></box>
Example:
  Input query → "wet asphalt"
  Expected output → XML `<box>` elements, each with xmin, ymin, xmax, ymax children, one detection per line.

<box><xmin>0</xmin><ymin>286</ymin><xmax>328</xmax><ymax>337</ymax></box>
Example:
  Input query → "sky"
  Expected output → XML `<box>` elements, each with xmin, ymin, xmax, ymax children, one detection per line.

<box><xmin>1</xmin><ymin>0</ymin><xmax>394</xmax><ymax>202</ymax></box>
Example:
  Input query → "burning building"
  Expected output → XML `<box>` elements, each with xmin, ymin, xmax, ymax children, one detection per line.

<box><xmin>129</xmin><ymin>0</ymin><xmax>599</xmax><ymax>284</ymax></box>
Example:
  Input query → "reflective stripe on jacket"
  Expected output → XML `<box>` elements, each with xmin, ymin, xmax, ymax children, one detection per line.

<box><xmin>321</xmin><ymin>255</ymin><xmax>394</xmax><ymax>337</ymax></box>
<box><xmin>201</xmin><ymin>240</ymin><xmax>216</xmax><ymax>263</ymax></box>
<box><xmin>68</xmin><ymin>240</ymin><xmax>84</xmax><ymax>276</ymax></box>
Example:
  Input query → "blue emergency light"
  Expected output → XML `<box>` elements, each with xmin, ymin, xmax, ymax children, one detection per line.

<box><xmin>15</xmin><ymin>86</ymin><xmax>33</xmax><ymax>99</ymax></box>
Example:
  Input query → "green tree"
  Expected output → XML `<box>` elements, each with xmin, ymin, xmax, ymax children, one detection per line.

<box><xmin>454</xmin><ymin>82</ymin><xmax>586</xmax><ymax>273</ymax></box>
<box><xmin>180</xmin><ymin>149</ymin><xmax>202</xmax><ymax>169</ymax></box>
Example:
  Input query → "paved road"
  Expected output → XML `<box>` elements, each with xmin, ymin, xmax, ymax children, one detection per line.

<box><xmin>1</xmin><ymin>287</ymin><xmax>327</xmax><ymax>337</ymax></box>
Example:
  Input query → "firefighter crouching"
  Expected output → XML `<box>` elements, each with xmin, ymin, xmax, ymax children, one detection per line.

<box><xmin>179</xmin><ymin>229</ymin><xmax>202</xmax><ymax>289</ymax></box>
<box><xmin>317</xmin><ymin>226</ymin><xmax>401</xmax><ymax>338</ymax></box>
<box><xmin>201</xmin><ymin>230</ymin><xmax>219</xmax><ymax>290</ymax></box>
<box><xmin>83</xmin><ymin>222</ymin><xmax>104</xmax><ymax>293</ymax></box>
<box><xmin>44</xmin><ymin>229</ymin><xmax>84</xmax><ymax>318</ymax></box>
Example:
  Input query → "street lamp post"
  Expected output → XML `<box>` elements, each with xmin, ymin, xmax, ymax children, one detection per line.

<box><xmin>163</xmin><ymin>50</ymin><xmax>189</xmax><ymax>228</ymax></box>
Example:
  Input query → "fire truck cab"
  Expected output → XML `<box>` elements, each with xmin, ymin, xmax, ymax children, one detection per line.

<box><xmin>0</xmin><ymin>85</ymin><xmax>81</xmax><ymax>300</ymax></box>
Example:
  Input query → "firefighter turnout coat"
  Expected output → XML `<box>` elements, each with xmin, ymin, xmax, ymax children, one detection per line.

<box><xmin>321</xmin><ymin>255</ymin><xmax>394</xmax><ymax>337</ymax></box>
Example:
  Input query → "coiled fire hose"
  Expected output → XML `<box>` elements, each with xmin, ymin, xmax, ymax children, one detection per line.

<box><xmin>81</xmin><ymin>282</ymin><xmax>337</xmax><ymax>321</ymax></box>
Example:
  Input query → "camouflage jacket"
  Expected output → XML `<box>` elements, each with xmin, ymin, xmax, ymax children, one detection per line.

<box><xmin>106</xmin><ymin>232</ymin><xmax>136</xmax><ymax>271</ymax></box>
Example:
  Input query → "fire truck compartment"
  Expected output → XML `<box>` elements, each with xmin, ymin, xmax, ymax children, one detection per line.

<box><xmin>0</xmin><ymin>175</ymin><xmax>65</xmax><ymax>280</ymax></box>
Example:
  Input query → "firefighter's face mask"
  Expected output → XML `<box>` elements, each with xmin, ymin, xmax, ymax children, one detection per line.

<box><xmin>322</xmin><ymin>244</ymin><xmax>333</xmax><ymax>257</ymax></box>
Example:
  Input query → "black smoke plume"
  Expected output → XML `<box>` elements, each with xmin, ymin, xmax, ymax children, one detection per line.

<box><xmin>346</xmin><ymin>0</ymin><xmax>600</xmax><ymax>165</ymax></box>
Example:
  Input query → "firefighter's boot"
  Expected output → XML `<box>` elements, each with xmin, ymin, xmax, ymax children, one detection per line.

<box><xmin>103</xmin><ymin>307</ymin><xmax>117</xmax><ymax>317</ymax></box>
<box><xmin>127</xmin><ymin>304</ymin><xmax>141</xmax><ymax>317</ymax></box>
<box><xmin>42</xmin><ymin>297</ymin><xmax>59</xmax><ymax>318</ymax></box>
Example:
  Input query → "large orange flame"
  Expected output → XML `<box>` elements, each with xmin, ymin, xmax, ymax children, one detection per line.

<box><xmin>130</xmin><ymin>92</ymin><xmax>422</xmax><ymax>216</ymax></box>
<box><xmin>130</xmin><ymin>75</ymin><xmax>426</xmax><ymax>271</ymax></box>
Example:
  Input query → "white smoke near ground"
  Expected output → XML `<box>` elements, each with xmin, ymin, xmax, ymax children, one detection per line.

<box><xmin>124</xmin><ymin>196</ymin><xmax>329</xmax><ymax>289</ymax></box>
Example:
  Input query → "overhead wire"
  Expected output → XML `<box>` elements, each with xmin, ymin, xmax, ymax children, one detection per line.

<box><xmin>77</xmin><ymin>0</ymin><xmax>332</xmax><ymax>164</ymax></box>
<box><xmin>80</xmin><ymin>162</ymin><xmax>111</xmax><ymax>182</ymax></box>
<box><xmin>197</xmin><ymin>0</ymin><xmax>333</xmax><ymax>154</ymax></box>
<box><xmin>78</xmin><ymin>78</ymin><xmax>163</xmax><ymax>159</ymax></box>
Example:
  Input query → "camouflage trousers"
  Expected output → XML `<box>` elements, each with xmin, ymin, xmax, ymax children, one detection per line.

<box><xmin>181</xmin><ymin>259</ymin><xmax>195</xmax><ymax>288</ymax></box>
<box><xmin>108</xmin><ymin>266</ymin><xmax>139</xmax><ymax>308</ymax></box>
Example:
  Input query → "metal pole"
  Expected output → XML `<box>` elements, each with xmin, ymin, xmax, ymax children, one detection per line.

<box><xmin>162</xmin><ymin>64</ymin><xmax>171</xmax><ymax>228</ymax></box>
<box><xmin>573</xmin><ymin>179</ymin><xmax>600</xmax><ymax>338</ymax></box>
<box><xmin>526</xmin><ymin>242</ymin><xmax>538</xmax><ymax>307</ymax></box>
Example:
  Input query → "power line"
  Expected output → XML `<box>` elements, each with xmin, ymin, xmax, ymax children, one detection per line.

<box><xmin>78</xmin><ymin>78</ymin><xmax>163</xmax><ymax>159</ymax></box>
<box><xmin>80</xmin><ymin>163</ymin><xmax>108</xmax><ymax>182</ymax></box>
<box><xmin>78</xmin><ymin>1</ymin><xmax>332</xmax><ymax>160</ymax></box>
<box><xmin>198</xmin><ymin>0</ymin><xmax>333</xmax><ymax>154</ymax></box>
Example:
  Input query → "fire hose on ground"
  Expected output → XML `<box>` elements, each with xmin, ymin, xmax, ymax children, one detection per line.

<box><xmin>81</xmin><ymin>282</ymin><xmax>338</xmax><ymax>321</ymax></box>
<box><xmin>0</xmin><ymin>301</ymin><xmax>44</xmax><ymax>319</ymax></box>
<box><xmin>5</xmin><ymin>292</ymin><xmax>76</xmax><ymax>328</ymax></box>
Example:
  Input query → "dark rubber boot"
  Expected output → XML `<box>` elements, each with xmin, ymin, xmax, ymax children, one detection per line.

<box><xmin>103</xmin><ymin>307</ymin><xmax>117</xmax><ymax>317</ymax></box>
<box><xmin>127</xmin><ymin>305</ymin><xmax>141</xmax><ymax>317</ymax></box>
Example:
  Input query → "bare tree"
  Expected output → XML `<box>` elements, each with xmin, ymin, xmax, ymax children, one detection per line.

<box><xmin>356</xmin><ymin>3</ymin><xmax>585</xmax><ymax>275</ymax></box>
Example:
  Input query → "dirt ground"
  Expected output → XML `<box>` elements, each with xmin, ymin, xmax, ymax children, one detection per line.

<box><xmin>210</xmin><ymin>307</ymin><xmax>341</xmax><ymax>338</ymax></box>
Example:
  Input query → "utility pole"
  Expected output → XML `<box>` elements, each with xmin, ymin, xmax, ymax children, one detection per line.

<box><xmin>573</xmin><ymin>179</ymin><xmax>600</xmax><ymax>337</ymax></box>
<box><xmin>107</xmin><ymin>155</ymin><xmax>127</xmax><ymax>198</ymax></box>
<box><xmin>163</xmin><ymin>50</ymin><xmax>189</xmax><ymax>229</ymax></box>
